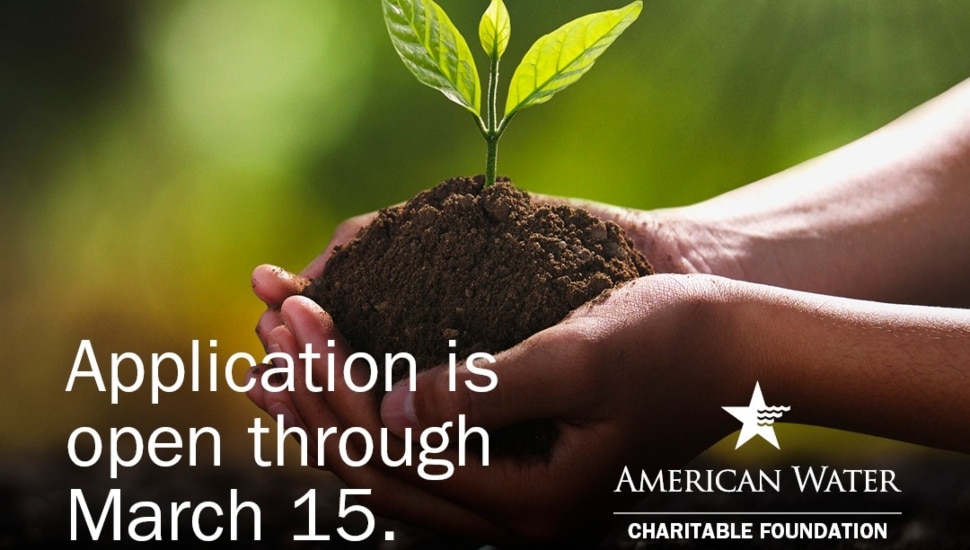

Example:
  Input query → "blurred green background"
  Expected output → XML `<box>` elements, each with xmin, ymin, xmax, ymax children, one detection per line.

<box><xmin>3</xmin><ymin>0</ymin><xmax>970</xmax><ymax>518</ymax></box>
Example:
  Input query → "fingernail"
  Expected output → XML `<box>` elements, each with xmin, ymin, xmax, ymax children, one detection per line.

<box><xmin>269</xmin><ymin>373</ymin><xmax>288</xmax><ymax>388</ymax></box>
<box><xmin>381</xmin><ymin>385</ymin><xmax>418</xmax><ymax>435</ymax></box>
<box><xmin>264</xmin><ymin>343</ymin><xmax>290</xmax><ymax>388</ymax></box>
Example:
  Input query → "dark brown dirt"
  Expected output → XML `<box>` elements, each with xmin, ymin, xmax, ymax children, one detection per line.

<box><xmin>302</xmin><ymin>175</ymin><xmax>653</xmax><ymax>454</ymax></box>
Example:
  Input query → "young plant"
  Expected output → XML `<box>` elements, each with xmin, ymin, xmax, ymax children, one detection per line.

<box><xmin>382</xmin><ymin>0</ymin><xmax>643</xmax><ymax>187</ymax></box>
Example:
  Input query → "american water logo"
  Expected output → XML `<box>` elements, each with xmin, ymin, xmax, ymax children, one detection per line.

<box><xmin>615</xmin><ymin>381</ymin><xmax>901</xmax><ymax>495</ymax></box>
<box><xmin>722</xmin><ymin>381</ymin><xmax>790</xmax><ymax>449</ymax></box>
<box><xmin>614</xmin><ymin>464</ymin><xmax>901</xmax><ymax>494</ymax></box>
<box><xmin>616</xmin><ymin>381</ymin><xmax>901</xmax><ymax>544</ymax></box>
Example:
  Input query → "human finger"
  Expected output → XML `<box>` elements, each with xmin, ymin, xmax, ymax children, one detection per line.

<box><xmin>248</xmin><ymin>319</ymin><xmax>298</xmax><ymax>412</ymax></box>
<box><xmin>260</xmin><ymin>322</ymin><xmax>309</xmax><ymax>435</ymax></box>
<box><xmin>252</xmin><ymin>264</ymin><xmax>306</xmax><ymax>307</ymax></box>
<box><xmin>244</xmin><ymin>363</ymin><xmax>269</xmax><ymax>411</ymax></box>
<box><xmin>381</xmin><ymin>321</ymin><xmax>604</xmax><ymax>436</ymax></box>
<box><xmin>280</xmin><ymin>296</ymin><xmax>384</xmax><ymax>427</ymax></box>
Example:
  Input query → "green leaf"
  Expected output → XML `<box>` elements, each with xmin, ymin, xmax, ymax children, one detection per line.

<box><xmin>479</xmin><ymin>0</ymin><xmax>510</xmax><ymax>61</ymax></box>
<box><xmin>383</xmin><ymin>0</ymin><xmax>481</xmax><ymax>116</ymax></box>
<box><xmin>504</xmin><ymin>1</ymin><xmax>642</xmax><ymax>118</ymax></box>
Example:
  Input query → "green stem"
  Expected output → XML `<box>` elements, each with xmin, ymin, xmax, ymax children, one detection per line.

<box><xmin>484</xmin><ymin>52</ymin><xmax>501</xmax><ymax>187</ymax></box>
<box><xmin>483</xmin><ymin>115</ymin><xmax>515</xmax><ymax>188</ymax></box>
<box><xmin>485</xmin><ymin>133</ymin><xmax>498</xmax><ymax>186</ymax></box>
<box><xmin>486</xmin><ymin>54</ymin><xmax>499</xmax><ymax>135</ymax></box>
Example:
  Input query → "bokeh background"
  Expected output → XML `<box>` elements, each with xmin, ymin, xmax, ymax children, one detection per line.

<box><xmin>4</xmin><ymin>0</ymin><xmax>970</xmax><ymax>546</ymax></box>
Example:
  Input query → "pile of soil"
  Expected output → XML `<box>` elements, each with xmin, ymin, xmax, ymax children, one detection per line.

<box><xmin>303</xmin><ymin>176</ymin><xmax>653</xmax><ymax>453</ymax></box>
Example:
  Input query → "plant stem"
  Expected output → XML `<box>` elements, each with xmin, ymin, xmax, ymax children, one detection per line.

<box><xmin>485</xmin><ymin>132</ymin><xmax>498</xmax><ymax>186</ymax></box>
<box><xmin>483</xmin><ymin>51</ymin><xmax>501</xmax><ymax>187</ymax></box>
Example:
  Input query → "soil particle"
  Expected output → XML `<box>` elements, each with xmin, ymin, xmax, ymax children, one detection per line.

<box><xmin>303</xmin><ymin>176</ymin><xmax>653</xmax><ymax>454</ymax></box>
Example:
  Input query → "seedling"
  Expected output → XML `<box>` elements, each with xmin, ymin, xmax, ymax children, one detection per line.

<box><xmin>383</xmin><ymin>0</ymin><xmax>642</xmax><ymax>187</ymax></box>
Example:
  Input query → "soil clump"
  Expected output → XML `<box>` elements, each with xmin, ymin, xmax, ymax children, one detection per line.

<box><xmin>303</xmin><ymin>175</ymin><xmax>653</xmax><ymax>453</ymax></box>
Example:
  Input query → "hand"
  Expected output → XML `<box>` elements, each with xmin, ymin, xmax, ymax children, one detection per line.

<box><xmin>377</xmin><ymin>273</ymin><xmax>748</xmax><ymax>540</ymax></box>
<box><xmin>376</xmin><ymin>269</ymin><xmax>970</xmax><ymax>540</ymax></box>
<box><xmin>248</xmin><ymin>212</ymin><xmax>373</xmax><ymax>419</ymax></box>
<box><xmin>244</xmin><ymin>195</ymin><xmax>755</xmax><ymax>542</ymax></box>
<box><xmin>248</xmin><ymin>269</ymin><xmax>751</xmax><ymax>542</ymax></box>
<box><xmin>246</xmin><ymin>195</ymin><xmax>723</xmax><ymax>418</ymax></box>
<box><xmin>245</xmin><ymin>78</ymin><xmax>970</xmax><ymax>543</ymax></box>
<box><xmin>246</xmin><ymin>197</ymin><xmax>970</xmax><ymax>542</ymax></box>
<box><xmin>530</xmin><ymin>193</ymin><xmax>746</xmax><ymax>279</ymax></box>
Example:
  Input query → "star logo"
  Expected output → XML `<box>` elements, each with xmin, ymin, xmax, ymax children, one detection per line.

<box><xmin>722</xmin><ymin>382</ymin><xmax>790</xmax><ymax>449</ymax></box>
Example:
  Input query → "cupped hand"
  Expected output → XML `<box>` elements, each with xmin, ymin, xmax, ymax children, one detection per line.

<box><xmin>249</xmin><ymin>267</ymin><xmax>753</xmax><ymax>542</ymax></box>
<box><xmin>245</xmin><ymin>195</ymin><xmax>757</xmax><ymax>542</ymax></box>
<box><xmin>248</xmin><ymin>212</ymin><xmax>373</xmax><ymax>414</ymax></box>
<box><xmin>373</xmin><ymin>273</ymin><xmax>748</xmax><ymax>540</ymax></box>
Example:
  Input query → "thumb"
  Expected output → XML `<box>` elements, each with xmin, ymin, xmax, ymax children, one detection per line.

<box><xmin>380</xmin><ymin>327</ymin><xmax>597</xmax><ymax>437</ymax></box>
